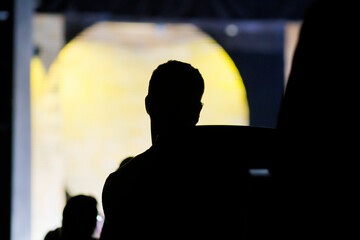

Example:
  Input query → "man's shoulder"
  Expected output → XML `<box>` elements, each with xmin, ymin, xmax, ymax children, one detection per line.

<box><xmin>103</xmin><ymin>148</ymin><xmax>154</xmax><ymax>191</ymax></box>
<box><xmin>102</xmin><ymin>147</ymin><xmax>155</xmax><ymax>213</ymax></box>
<box><xmin>119</xmin><ymin>148</ymin><xmax>154</xmax><ymax>170</ymax></box>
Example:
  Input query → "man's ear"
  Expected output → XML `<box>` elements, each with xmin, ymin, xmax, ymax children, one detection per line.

<box><xmin>145</xmin><ymin>95</ymin><xmax>151</xmax><ymax>115</ymax></box>
<box><xmin>195</xmin><ymin>102</ymin><xmax>203</xmax><ymax>116</ymax></box>
<box><xmin>193</xmin><ymin>102</ymin><xmax>203</xmax><ymax>125</ymax></box>
<box><xmin>198</xmin><ymin>102</ymin><xmax>203</xmax><ymax>113</ymax></box>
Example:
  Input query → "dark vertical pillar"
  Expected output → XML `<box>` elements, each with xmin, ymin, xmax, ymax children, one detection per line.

<box><xmin>1</xmin><ymin>0</ymin><xmax>32</xmax><ymax>239</ymax></box>
<box><xmin>0</xmin><ymin>1</ymin><xmax>14</xmax><ymax>240</ymax></box>
<box><xmin>12</xmin><ymin>0</ymin><xmax>32</xmax><ymax>239</ymax></box>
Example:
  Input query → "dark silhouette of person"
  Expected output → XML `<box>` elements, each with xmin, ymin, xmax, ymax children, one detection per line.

<box><xmin>277</xmin><ymin>0</ymin><xmax>354</xmax><ymax>135</ymax></box>
<box><xmin>45</xmin><ymin>195</ymin><xmax>98</xmax><ymax>240</ymax></box>
<box><xmin>275</xmin><ymin>0</ymin><xmax>357</xmax><ymax>239</ymax></box>
<box><xmin>44</xmin><ymin>228</ymin><xmax>61</xmax><ymax>240</ymax></box>
<box><xmin>100</xmin><ymin>60</ymin><xmax>206</xmax><ymax>239</ymax></box>
<box><xmin>100</xmin><ymin>60</ymin><xmax>271</xmax><ymax>240</ymax></box>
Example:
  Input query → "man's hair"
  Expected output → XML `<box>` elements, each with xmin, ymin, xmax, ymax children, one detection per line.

<box><xmin>62</xmin><ymin>195</ymin><xmax>98</xmax><ymax>237</ymax></box>
<box><xmin>147</xmin><ymin>60</ymin><xmax>204</xmax><ymax>107</ymax></box>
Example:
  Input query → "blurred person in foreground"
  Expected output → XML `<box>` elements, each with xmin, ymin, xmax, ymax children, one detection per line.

<box><xmin>45</xmin><ymin>195</ymin><xmax>98</xmax><ymax>240</ymax></box>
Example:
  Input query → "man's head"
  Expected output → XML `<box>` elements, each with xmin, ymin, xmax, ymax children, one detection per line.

<box><xmin>62</xmin><ymin>195</ymin><xmax>98</xmax><ymax>238</ymax></box>
<box><xmin>146</xmin><ymin>60</ymin><xmax>204</xmax><ymax>132</ymax></box>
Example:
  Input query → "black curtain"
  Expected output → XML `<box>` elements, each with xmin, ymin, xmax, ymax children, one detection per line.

<box><xmin>37</xmin><ymin>0</ymin><xmax>314</xmax><ymax>20</ymax></box>
<box><xmin>0</xmin><ymin>1</ymin><xmax>14</xmax><ymax>240</ymax></box>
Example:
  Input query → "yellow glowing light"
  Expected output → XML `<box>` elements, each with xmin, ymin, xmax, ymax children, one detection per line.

<box><xmin>30</xmin><ymin>56</ymin><xmax>46</xmax><ymax>102</ymax></box>
<box><xmin>31</xmin><ymin>22</ymin><xmax>249</xmax><ymax>238</ymax></box>
<box><xmin>31</xmin><ymin>55</ymin><xmax>67</xmax><ymax>240</ymax></box>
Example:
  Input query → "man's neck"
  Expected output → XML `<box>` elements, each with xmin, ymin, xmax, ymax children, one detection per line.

<box><xmin>150</xmin><ymin>120</ymin><xmax>195</xmax><ymax>145</ymax></box>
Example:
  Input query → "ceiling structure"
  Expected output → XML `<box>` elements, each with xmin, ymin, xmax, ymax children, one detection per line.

<box><xmin>37</xmin><ymin>0</ymin><xmax>314</xmax><ymax>20</ymax></box>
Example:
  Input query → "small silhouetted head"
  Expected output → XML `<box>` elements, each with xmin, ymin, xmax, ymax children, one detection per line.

<box><xmin>145</xmin><ymin>60</ymin><xmax>204</xmax><ymax>130</ymax></box>
<box><xmin>62</xmin><ymin>195</ymin><xmax>98</xmax><ymax>239</ymax></box>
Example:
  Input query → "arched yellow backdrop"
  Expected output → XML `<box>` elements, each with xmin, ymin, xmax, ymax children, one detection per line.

<box><xmin>31</xmin><ymin>22</ymin><xmax>249</xmax><ymax>239</ymax></box>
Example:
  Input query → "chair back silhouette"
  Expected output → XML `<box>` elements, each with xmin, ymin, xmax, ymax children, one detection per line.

<box><xmin>103</xmin><ymin>124</ymin><xmax>276</xmax><ymax>239</ymax></box>
<box><xmin>191</xmin><ymin>125</ymin><xmax>277</xmax><ymax>239</ymax></box>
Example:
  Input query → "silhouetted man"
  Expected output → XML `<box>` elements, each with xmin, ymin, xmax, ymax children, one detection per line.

<box><xmin>100</xmin><ymin>60</ymin><xmax>205</xmax><ymax>239</ymax></box>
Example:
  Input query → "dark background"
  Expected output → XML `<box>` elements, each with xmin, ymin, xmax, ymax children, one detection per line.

<box><xmin>37</xmin><ymin>0</ymin><xmax>314</xmax><ymax>20</ymax></box>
